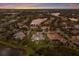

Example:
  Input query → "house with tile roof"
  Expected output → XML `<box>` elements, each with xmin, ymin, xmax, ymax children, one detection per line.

<box><xmin>47</xmin><ymin>31</ymin><xmax>66</xmax><ymax>45</ymax></box>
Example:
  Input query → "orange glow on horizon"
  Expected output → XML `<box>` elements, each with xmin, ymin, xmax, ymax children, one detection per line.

<box><xmin>0</xmin><ymin>7</ymin><xmax>57</xmax><ymax>9</ymax></box>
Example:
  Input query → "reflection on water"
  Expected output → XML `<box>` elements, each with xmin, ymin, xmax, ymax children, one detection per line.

<box><xmin>0</xmin><ymin>45</ymin><xmax>21</xmax><ymax>56</ymax></box>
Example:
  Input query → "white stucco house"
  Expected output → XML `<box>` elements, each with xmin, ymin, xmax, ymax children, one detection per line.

<box><xmin>13</xmin><ymin>31</ymin><xmax>26</xmax><ymax>40</ymax></box>
<box><xmin>69</xmin><ymin>18</ymin><xmax>78</xmax><ymax>22</ymax></box>
<box><xmin>51</xmin><ymin>13</ymin><xmax>60</xmax><ymax>16</ymax></box>
<box><xmin>30</xmin><ymin>18</ymin><xmax>47</xmax><ymax>27</ymax></box>
<box><xmin>31</xmin><ymin>32</ymin><xmax>45</xmax><ymax>41</ymax></box>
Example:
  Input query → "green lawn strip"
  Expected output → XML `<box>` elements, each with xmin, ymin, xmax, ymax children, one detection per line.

<box><xmin>0</xmin><ymin>40</ymin><xmax>25</xmax><ymax>49</ymax></box>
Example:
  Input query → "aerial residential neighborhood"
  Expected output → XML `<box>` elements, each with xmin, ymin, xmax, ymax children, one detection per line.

<box><xmin>0</xmin><ymin>9</ymin><xmax>79</xmax><ymax>56</ymax></box>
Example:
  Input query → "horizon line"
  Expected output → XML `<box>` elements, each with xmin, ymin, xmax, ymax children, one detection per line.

<box><xmin>0</xmin><ymin>7</ymin><xmax>79</xmax><ymax>9</ymax></box>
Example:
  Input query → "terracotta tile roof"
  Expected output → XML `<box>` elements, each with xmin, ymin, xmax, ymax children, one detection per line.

<box><xmin>47</xmin><ymin>31</ymin><xmax>64</xmax><ymax>42</ymax></box>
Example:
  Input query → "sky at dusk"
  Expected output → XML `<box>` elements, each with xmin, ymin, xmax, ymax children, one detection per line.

<box><xmin>0</xmin><ymin>3</ymin><xmax>79</xmax><ymax>9</ymax></box>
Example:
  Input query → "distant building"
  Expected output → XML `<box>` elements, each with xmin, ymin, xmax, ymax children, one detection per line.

<box><xmin>51</xmin><ymin>13</ymin><xmax>60</xmax><ymax>16</ymax></box>
<box><xmin>31</xmin><ymin>18</ymin><xmax>47</xmax><ymax>26</ymax></box>
<box><xmin>71</xmin><ymin>30</ymin><xmax>79</xmax><ymax>35</ymax></box>
<box><xmin>47</xmin><ymin>31</ymin><xmax>66</xmax><ymax>45</ymax></box>
<box><xmin>72</xmin><ymin>35</ymin><xmax>79</xmax><ymax>46</ymax></box>
<box><xmin>17</xmin><ymin>23</ymin><xmax>23</xmax><ymax>28</ymax></box>
<box><xmin>31</xmin><ymin>32</ymin><xmax>45</xmax><ymax>41</ymax></box>
<box><xmin>8</xmin><ymin>20</ymin><xmax>17</xmax><ymax>23</ymax></box>
<box><xmin>13</xmin><ymin>31</ymin><xmax>25</xmax><ymax>40</ymax></box>
<box><xmin>69</xmin><ymin>18</ymin><xmax>78</xmax><ymax>22</ymax></box>
<box><xmin>74</xmin><ymin>25</ymin><xmax>79</xmax><ymax>29</ymax></box>
<box><xmin>30</xmin><ymin>18</ymin><xmax>48</xmax><ymax>31</ymax></box>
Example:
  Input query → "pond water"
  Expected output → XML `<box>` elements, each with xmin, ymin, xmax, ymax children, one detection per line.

<box><xmin>0</xmin><ymin>44</ymin><xmax>21</xmax><ymax>56</ymax></box>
